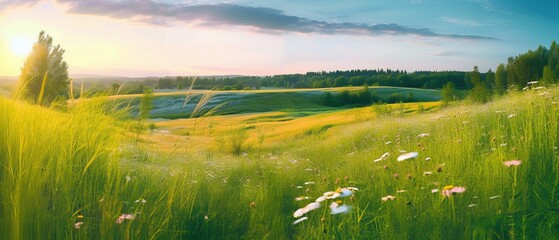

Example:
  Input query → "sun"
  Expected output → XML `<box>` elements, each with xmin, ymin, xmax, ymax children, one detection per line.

<box><xmin>10</xmin><ymin>36</ymin><xmax>35</xmax><ymax>57</ymax></box>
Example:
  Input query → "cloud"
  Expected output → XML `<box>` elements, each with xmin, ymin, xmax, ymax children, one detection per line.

<box><xmin>440</xmin><ymin>16</ymin><xmax>481</xmax><ymax>26</ymax></box>
<box><xmin>10</xmin><ymin>0</ymin><xmax>495</xmax><ymax>40</ymax></box>
<box><xmin>0</xmin><ymin>0</ymin><xmax>39</xmax><ymax>11</ymax></box>
<box><xmin>429</xmin><ymin>51</ymin><xmax>467</xmax><ymax>57</ymax></box>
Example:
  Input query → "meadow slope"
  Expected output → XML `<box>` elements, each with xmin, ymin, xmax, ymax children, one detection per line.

<box><xmin>1</xmin><ymin>87</ymin><xmax>558</xmax><ymax>239</ymax></box>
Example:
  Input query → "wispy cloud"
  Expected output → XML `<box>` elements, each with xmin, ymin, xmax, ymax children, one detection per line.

<box><xmin>440</xmin><ymin>16</ymin><xmax>481</xmax><ymax>26</ymax></box>
<box><xmin>0</xmin><ymin>0</ymin><xmax>38</xmax><ymax>10</ymax></box>
<box><xmin>7</xmin><ymin>0</ymin><xmax>494</xmax><ymax>40</ymax></box>
<box><xmin>429</xmin><ymin>51</ymin><xmax>467</xmax><ymax>57</ymax></box>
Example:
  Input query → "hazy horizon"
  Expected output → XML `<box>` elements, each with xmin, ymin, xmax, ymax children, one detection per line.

<box><xmin>1</xmin><ymin>0</ymin><xmax>557</xmax><ymax>77</ymax></box>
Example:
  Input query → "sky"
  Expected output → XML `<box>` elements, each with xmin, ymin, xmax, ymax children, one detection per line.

<box><xmin>0</xmin><ymin>0</ymin><xmax>557</xmax><ymax>77</ymax></box>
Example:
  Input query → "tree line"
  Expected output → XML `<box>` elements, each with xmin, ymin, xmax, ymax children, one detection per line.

<box><xmin>13</xmin><ymin>30</ymin><xmax>559</xmax><ymax>107</ymax></box>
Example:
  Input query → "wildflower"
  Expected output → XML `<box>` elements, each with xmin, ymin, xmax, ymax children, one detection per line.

<box><xmin>116</xmin><ymin>214</ymin><xmax>136</xmax><ymax>224</ymax></box>
<box><xmin>381</xmin><ymin>195</ymin><xmax>396</xmax><ymax>201</ymax></box>
<box><xmin>249</xmin><ymin>201</ymin><xmax>256</xmax><ymax>208</ymax></box>
<box><xmin>293</xmin><ymin>202</ymin><xmax>321</xmax><ymax>218</ymax></box>
<box><xmin>489</xmin><ymin>195</ymin><xmax>501</xmax><ymax>200</ymax></box>
<box><xmin>431</xmin><ymin>189</ymin><xmax>439</xmax><ymax>193</ymax></box>
<box><xmin>503</xmin><ymin>160</ymin><xmax>522</xmax><ymax>167</ymax></box>
<box><xmin>396</xmin><ymin>190</ymin><xmax>407</xmax><ymax>193</ymax></box>
<box><xmin>295</xmin><ymin>196</ymin><xmax>310</xmax><ymax>201</ymax></box>
<box><xmin>125</xmin><ymin>176</ymin><xmax>131</xmax><ymax>182</ymax></box>
<box><xmin>374</xmin><ymin>152</ymin><xmax>391</xmax><ymax>162</ymax></box>
<box><xmin>77</xmin><ymin>215</ymin><xmax>84</xmax><ymax>219</ymax></box>
<box><xmin>418</xmin><ymin>133</ymin><xmax>430</xmax><ymax>138</ymax></box>
<box><xmin>296</xmin><ymin>186</ymin><xmax>303</xmax><ymax>189</ymax></box>
<box><xmin>293</xmin><ymin>216</ymin><xmax>308</xmax><ymax>225</ymax></box>
<box><xmin>507</xmin><ymin>114</ymin><xmax>516</xmax><ymax>119</ymax></box>
<box><xmin>425</xmin><ymin>157</ymin><xmax>431</xmax><ymax>161</ymax></box>
<box><xmin>204</xmin><ymin>215</ymin><xmax>209</xmax><ymax>221</ymax></box>
<box><xmin>441</xmin><ymin>185</ymin><xmax>466</xmax><ymax>197</ymax></box>
<box><xmin>315</xmin><ymin>196</ymin><xmax>327</xmax><ymax>203</ymax></box>
<box><xmin>304</xmin><ymin>181</ymin><xmax>315</xmax><ymax>185</ymax></box>
<box><xmin>330</xmin><ymin>202</ymin><xmax>350</xmax><ymax>215</ymax></box>
<box><xmin>393</xmin><ymin>173</ymin><xmax>399</xmax><ymax>179</ymax></box>
<box><xmin>386</xmin><ymin>141</ymin><xmax>392</xmax><ymax>145</ymax></box>
<box><xmin>424</xmin><ymin>171</ymin><xmax>433</xmax><ymax>176</ymax></box>
<box><xmin>397</xmin><ymin>152</ymin><xmax>419</xmax><ymax>161</ymax></box>
<box><xmin>337</xmin><ymin>188</ymin><xmax>353</xmax><ymax>197</ymax></box>
<box><xmin>74</xmin><ymin>222</ymin><xmax>84</xmax><ymax>229</ymax></box>
<box><xmin>468</xmin><ymin>204</ymin><xmax>477</xmax><ymax>208</ymax></box>
<box><xmin>135</xmin><ymin>198</ymin><xmax>147</xmax><ymax>204</ymax></box>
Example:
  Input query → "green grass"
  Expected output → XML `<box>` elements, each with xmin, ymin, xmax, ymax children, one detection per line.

<box><xmin>1</xmin><ymin>87</ymin><xmax>559</xmax><ymax>239</ymax></box>
<box><xmin>112</xmin><ymin>86</ymin><xmax>441</xmax><ymax>119</ymax></box>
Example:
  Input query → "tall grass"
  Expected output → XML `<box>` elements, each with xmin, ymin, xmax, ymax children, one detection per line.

<box><xmin>1</xmin><ymin>86</ymin><xmax>559</xmax><ymax>239</ymax></box>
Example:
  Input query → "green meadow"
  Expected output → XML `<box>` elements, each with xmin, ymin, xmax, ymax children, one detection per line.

<box><xmin>111</xmin><ymin>86</ymin><xmax>442</xmax><ymax>119</ymax></box>
<box><xmin>2</xmin><ymin>85</ymin><xmax>558</xmax><ymax>239</ymax></box>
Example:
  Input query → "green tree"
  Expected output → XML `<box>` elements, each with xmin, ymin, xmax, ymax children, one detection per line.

<box><xmin>138</xmin><ymin>88</ymin><xmax>154</xmax><ymax>119</ymax></box>
<box><xmin>542</xmin><ymin>66</ymin><xmax>555</xmax><ymax>85</ymax></box>
<box><xmin>495</xmin><ymin>63</ymin><xmax>507</xmax><ymax>95</ymax></box>
<box><xmin>469</xmin><ymin>66</ymin><xmax>481</xmax><ymax>86</ymax></box>
<box><xmin>16</xmin><ymin>31</ymin><xmax>69</xmax><ymax>106</ymax></box>
<box><xmin>441</xmin><ymin>82</ymin><xmax>457</xmax><ymax>103</ymax></box>
<box><xmin>485</xmin><ymin>69</ymin><xmax>495</xmax><ymax>88</ymax></box>
<box><xmin>469</xmin><ymin>83</ymin><xmax>491</xmax><ymax>103</ymax></box>
<box><xmin>111</xmin><ymin>83</ymin><xmax>120</xmax><ymax>95</ymax></box>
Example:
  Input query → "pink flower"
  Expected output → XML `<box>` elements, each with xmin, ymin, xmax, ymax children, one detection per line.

<box><xmin>503</xmin><ymin>160</ymin><xmax>522</xmax><ymax>167</ymax></box>
<box><xmin>116</xmin><ymin>214</ymin><xmax>136</xmax><ymax>224</ymax></box>
<box><xmin>381</xmin><ymin>195</ymin><xmax>396</xmax><ymax>201</ymax></box>
<box><xmin>74</xmin><ymin>222</ymin><xmax>84</xmax><ymax>229</ymax></box>
<box><xmin>441</xmin><ymin>185</ymin><xmax>466</xmax><ymax>197</ymax></box>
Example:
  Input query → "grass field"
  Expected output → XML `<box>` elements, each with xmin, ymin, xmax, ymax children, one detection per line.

<box><xmin>2</xmin><ymin>86</ymin><xmax>559</xmax><ymax>239</ymax></box>
<box><xmin>111</xmin><ymin>86</ymin><xmax>442</xmax><ymax>119</ymax></box>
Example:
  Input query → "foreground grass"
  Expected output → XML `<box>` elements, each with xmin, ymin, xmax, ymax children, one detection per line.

<box><xmin>1</xmin><ymin>86</ymin><xmax>559</xmax><ymax>239</ymax></box>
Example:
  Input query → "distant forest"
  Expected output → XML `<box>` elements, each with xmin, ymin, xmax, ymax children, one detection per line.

<box><xmin>108</xmin><ymin>41</ymin><xmax>557</xmax><ymax>96</ymax></box>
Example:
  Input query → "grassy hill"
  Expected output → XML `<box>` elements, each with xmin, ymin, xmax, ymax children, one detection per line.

<box><xmin>1</xmin><ymin>86</ymin><xmax>558</xmax><ymax>239</ymax></box>
<box><xmin>111</xmin><ymin>86</ymin><xmax>441</xmax><ymax>119</ymax></box>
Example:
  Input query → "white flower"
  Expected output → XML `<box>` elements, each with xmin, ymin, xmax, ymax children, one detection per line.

<box><xmin>381</xmin><ymin>195</ymin><xmax>396</xmax><ymax>201</ymax></box>
<box><xmin>293</xmin><ymin>216</ymin><xmax>308</xmax><ymax>225</ymax></box>
<box><xmin>417</xmin><ymin>133</ymin><xmax>430</xmax><ymax>138</ymax></box>
<box><xmin>293</xmin><ymin>202</ymin><xmax>321</xmax><ymax>218</ymax></box>
<box><xmin>397</xmin><ymin>152</ymin><xmax>419</xmax><ymax>161</ymax></box>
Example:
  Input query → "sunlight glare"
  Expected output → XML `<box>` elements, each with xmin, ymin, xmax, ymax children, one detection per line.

<box><xmin>10</xmin><ymin>37</ymin><xmax>34</xmax><ymax>57</ymax></box>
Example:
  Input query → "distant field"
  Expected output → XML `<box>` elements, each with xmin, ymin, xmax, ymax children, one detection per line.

<box><xmin>144</xmin><ymin>101</ymin><xmax>441</xmax><ymax>153</ymax></box>
<box><xmin>111</xmin><ymin>86</ymin><xmax>441</xmax><ymax>119</ymax></box>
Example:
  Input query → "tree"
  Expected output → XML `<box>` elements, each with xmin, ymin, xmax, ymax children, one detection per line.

<box><xmin>469</xmin><ymin>82</ymin><xmax>491</xmax><ymax>103</ymax></box>
<box><xmin>111</xmin><ymin>83</ymin><xmax>120</xmax><ymax>95</ymax></box>
<box><xmin>16</xmin><ymin>31</ymin><xmax>69</xmax><ymax>106</ymax></box>
<box><xmin>495</xmin><ymin>63</ymin><xmax>507</xmax><ymax>95</ymax></box>
<box><xmin>485</xmin><ymin>69</ymin><xmax>495</xmax><ymax>89</ymax></box>
<box><xmin>441</xmin><ymin>82</ymin><xmax>457</xmax><ymax>103</ymax></box>
<box><xmin>138</xmin><ymin>88</ymin><xmax>154</xmax><ymax>119</ymax></box>
<box><xmin>542</xmin><ymin>66</ymin><xmax>555</xmax><ymax>85</ymax></box>
<box><xmin>469</xmin><ymin>66</ymin><xmax>481</xmax><ymax>86</ymax></box>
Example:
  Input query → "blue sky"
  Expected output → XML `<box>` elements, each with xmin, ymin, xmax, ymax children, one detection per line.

<box><xmin>0</xmin><ymin>0</ymin><xmax>557</xmax><ymax>77</ymax></box>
